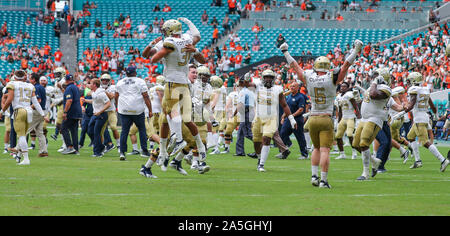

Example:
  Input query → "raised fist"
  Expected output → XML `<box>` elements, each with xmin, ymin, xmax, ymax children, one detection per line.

<box><xmin>353</xmin><ymin>40</ymin><xmax>363</xmax><ymax>54</ymax></box>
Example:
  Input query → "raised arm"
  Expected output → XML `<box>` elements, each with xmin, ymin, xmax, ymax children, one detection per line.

<box><xmin>142</xmin><ymin>36</ymin><xmax>162</xmax><ymax>59</ymax></box>
<box><xmin>337</xmin><ymin>40</ymin><xmax>363</xmax><ymax>84</ymax></box>
<box><xmin>279</xmin><ymin>42</ymin><xmax>305</xmax><ymax>84</ymax></box>
<box><xmin>178</xmin><ymin>17</ymin><xmax>201</xmax><ymax>45</ymax></box>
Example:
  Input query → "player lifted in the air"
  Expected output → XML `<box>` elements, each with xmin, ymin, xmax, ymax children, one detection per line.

<box><xmin>391</xmin><ymin>72</ymin><xmax>449</xmax><ymax>172</ymax></box>
<box><xmin>148</xmin><ymin>18</ymin><xmax>208</xmax><ymax>168</ymax></box>
<box><xmin>0</xmin><ymin>70</ymin><xmax>46</xmax><ymax>165</ymax></box>
<box><xmin>280</xmin><ymin>38</ymin><xmax>363</xmax><ymax>188</ymax></box>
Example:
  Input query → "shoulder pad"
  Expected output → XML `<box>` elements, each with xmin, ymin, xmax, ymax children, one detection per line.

<box><xmin>408</xmin><ymin>86</ymin><xmax>418</xmax><ymax>95</ymax></box>
<box><xmin>5</xmin><ymin>82</ymin><xmax>15</xmax><ymax>90</ymax></box>
<box><xmin>163</xmin><ymin>38</ymin><xmax>176</xmax><ymax>50</ymax></box>
<box><xmin>343</xmin><ymin>91</ymin><xmax>354</xmax><ymax>99</ymax></box>
<box><xmin>378</xmin><ymin>84</ymin><xmax>391</xmax><ymax>97</ymax></box>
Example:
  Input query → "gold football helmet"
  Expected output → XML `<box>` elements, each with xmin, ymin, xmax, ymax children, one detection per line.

<box><xmin>197</xmin><ymin>66</ymin><xmax>211</xmax><ymax>85</ymax></box>
<box><xmin>54</xmin><ymin>67</ymin><xmax>66</xmax><ymax>81</ymax></box>
<box><xmin>162</xmin><ymin>19</ymin><xmax>182</xmax><ymax>37</ymax></box>
<box><xmin>210</xmin><ymin>76</ymin><xmax>223</xmax><ymax>88</ymax></box>
<box><xmin>100</xmin><ymin>73</ymin><xmax>112</xmax><ymax>88</ymax></box>
<box><xmin>376</xmin><ymin>68</ymin><xmax>391</xmax><ymax>86</ymax></box>
<box><xmin>156</xmin><ymin>75</ymin><xmax>165</xmax><ymax>86</ymax></box>
<box><xmin>262</xmin><ymin>69</ymin><xmax>276</xmax><ymax>88</ymax></box>
<box><xmin>407</xmin><ymin>72</ymin><xmax>423</xmax><ymax>85</ymax></box>
<box><xmin>313</xmin><ymin>56</ymin><xmax>331</xmax><ymax>73</ymax></box>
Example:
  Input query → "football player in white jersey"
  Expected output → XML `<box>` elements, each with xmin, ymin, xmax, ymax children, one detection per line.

<box><xmin>209</xmin><ymin>75</ymin><xmax>227</xmax><ymax>154</ymax></box>
<box><xmin>252</xmin><ymin>69</ymin><xmax>297</xmax><ymax>172</ymax></box>
<box><xmin>353</xmin><ymin>68</ymin><xmax>393</xmax><ymax>180</ymax></box>
<box><xmin>335</xmin><ymin>81</ymin><xmax>361</xmax><ymax>160</ymax></box>
<box><xmin>50</xmin><ymin>67</ymin><xmax>67</xmax><ymax>152</ymax></box>
<box><xmin>100</xmin><ymin>73</ymin><xmax>120</xmax><ymax>151</ymax></box>
<box><xmin>0</xmin><ymin>70</ymin><xmax>46</xmax><ymax>165</ymax></box>
<box><xmin>388</xmin><ymin>86</ymin><xmax>412</xmax><ymax>163</ymax></box>
<box><xmin>221</xmin><ymin>81</ymin><xmax>241</xmax><ymax>154</ymax></box>
<box><xmin>392</xmin><ymin>72</ymin><xmax>449</xmax><ymax>172</ymax></box>
<box><xmin>1</xmin><ymin>87</ymin><xmax>11</xmax><ymax>154</ymax></box>
<box><xmin>281</xmin><ymin>38</ymin><xmax>363</xmax><ymax>188</ymax></box>
<box><xmin>149</xmin><ymin>18</ymin><xmax>209</xmax><ymax>167</ymax></box>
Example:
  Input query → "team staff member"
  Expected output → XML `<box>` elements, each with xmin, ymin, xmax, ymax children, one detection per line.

<box><xmin>280</xmin><ymin>81</ymin><xmax>308</xmax><ymax>159</ymax></box>
<box><xmin>115</xmin><ymin>67</ymin><xmax>153</xmax><ymax>161</ymax></box>
<box><xmin>79</xmin><ymin>77</ymin><xmax>94</xmax><ymax>149</ymax></box>
<box><xmin>234</xmin><ymin>74</ymin><xmax>255</xmax><ymax>157</ymax></box>
<box><xmin>27</xmin><ymin>73</ymin><xmax>49</xmax><ymax>157</ymax></box>
<box><xmin>61</xmin><ymin>74</ymin><xmax>82</xmax><ymax>155</ymax></box>
<box><xmin>87</xmin><ymin>79</ymin><xmax>111</xmax><ymax>157</ymax></box>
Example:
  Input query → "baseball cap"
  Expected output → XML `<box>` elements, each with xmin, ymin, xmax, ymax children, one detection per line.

<box><xmin>126</xmin><ymin>66</ymin><xmax>137</xmax><ymax>75</ymax></box>
<box><xmin>40</xmin><ymin>76</ymin><xmax>48</xmax><ymax>82</ymax></box>
<box><xmin>66</xmin><ymin>74</ymin><xmax>74</xmax><ymax>81</ymax></box>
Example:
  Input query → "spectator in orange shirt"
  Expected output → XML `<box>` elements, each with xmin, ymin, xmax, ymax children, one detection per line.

<box><xmin>252</xmin><ymin>22</ymin><xmax>260</xmax><ymax>33</ymax></box>
<box><xmin>212</xmin><ymin>26</ymin><xmax>219</xmax><ymax>44</ymax></box>
<box><xmin>336</xmin><ymin>13</ymin><xmax>344</xmax><ymax>21</ymax></box>
<box><xmin>54</xmin><ymin>48</ymin><xmax>63</xmax><ymax>67</ymax></box>
<box><xmin>228</xmin><ymin>0</ymin><xmax>237</xmax><ymax>14</ymax></box>
<box><xmin>235</xmin><ymin>51</ymin><xmax>243</xmax><ymax>69</ymax></box>
<box><xmin>235</xmin><ymin>43</ymin><xmax>243</xmax><ymax>51</ymax></box>
<box><xmin>21</xmin><ymin>58</ymin><xmax>28</xmax><ymax>70</ymax></box>
<box><xmin>162</xmin><ymin>4</ymin><xmax>172</xmax><ymax>12</ymax></box>
<box><xmin>366</xmin><ymin>6</ymin><xmax>376</xmax><ymax>12</ymax></box>
<box><xmin>255</xmin><ymin>1</ymin><xmax>264</xmax><ymax>12</ymax></box>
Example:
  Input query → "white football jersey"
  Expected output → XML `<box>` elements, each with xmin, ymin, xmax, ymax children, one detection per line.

<box><xmin>45</xmin><ymin>85</ymin><xmax>55</xmax><ymax>112</ymax></box>
<box><xmin>304</xmin><ymin>70</ymin><xmax>337</xmax><ymax>116</ymax></box>
<box><xmin>213</xmin><ymin>86</ymin><xmax>227</xmax><ymax>111</ymax></box>
<box><xmin>150</xmin><ymin>84</ymin><xmax>164</xmax><ymax>114</ymax></box>
<box><xmin>161</xmin><ymin>33</ymin><xmax>194</xmax><ymax>84</ymax></box>
<box><xmin>5</xmin><ymin>81</ymin><xmax>35</xmax><ymax>110</ymax></box>
<box><xmin>361</xmin><ymin>84</ymin><xmax>392</xmax><ymax>128</ymax></box>
<box><xmin>337</xmin><ymin>91</ymin><xmax>356</xmax><ymax>119</ymax></box>
<box><xmin>192</xmin><ymin>80</ymin><xmax>213</xmax><ymax>123</ymax></box>
<box><xmin>408</xmin><ymin>86</ymin><xmax>430</xmax><ymax>124</ymax></box>
<box><xmin>255</xmin><ymin>85</ymin><xmax>283</xmax><ymax>119</ymax></box>
<box><xmin>227</xmin><ymin>91</ymin><xmax>240</xmax><ymax>116</ymax></box>
<box><xmin>105</xmin><ymin>85</ymin><xmax>116</xmax><ymax>112</ymax></box>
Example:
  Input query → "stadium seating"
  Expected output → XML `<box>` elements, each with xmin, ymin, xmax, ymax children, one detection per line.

<box><xmin>223</xmin><ymin>28</ymin><xmax>408</xmax><ymax>64</ymax></box>
<box><xmin>77</xmin><ymin>0</ymin><xmax>240</xmax><ymax>80</ymax></box>
<box><xmin>0</xmin><ymin>10</ymin><xmax>59</xmax><ymax>78</ymax></box>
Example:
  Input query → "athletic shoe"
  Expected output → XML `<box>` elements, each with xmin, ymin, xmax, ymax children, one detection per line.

<box><xmin>169</xmin><ymin>159</ymin><xmax>188</xmax><ymax>175</ymax></box>
<box><xmin>220</xmin><ymin>147</ymin><xmax>230</xmax><ymax>154</ymax></box>
<box><xmin>410</xmin><ymin>160</ymin><xmax>423</xmax><ymax>169</ymax></box>
<box><xmin>38</xmin><ymin>152</ymin><xmax>49</xmax><ymax>157</ymax></box>
<box><xmin>171</xmin><ymin>140</ymin><xmax>187</xmax><ymax>156</ymax></box>
<box><xmin>140</xmin><ymin>150</ymin><xmax>151</xmax><ymax>158</ymax></box>
<box><xmin>352</xmin><ymin>153</ymin><xmax>358</xmax><ymax>160</ymax></box>
<box><xmin>257</xmin><ymin>165</ymin><xmax>266</xmax><ymax>172</ymax></box>
<box><xmin>319</xmin><ymin>180</ymin><xmax>331</xmax><ymax>189</ymax></box>
<box><xmin>371</xmin><ymin>168</ymin><xmax>379</xmax><ymax>178</ymax></box>
<box><xmin>298</xmin><ymin>155</ymin><xmax>308</xmax><ymax>160</ymax></box>
<box><xmin>198</xmin><ymin>162</ymin><xmax>210</xmax><ymax>174</ymax></box>
<box><xmin>440</xmin><ymin>159</ymin><xmax>449</xmax><ymax>172</ymax></box>
<box><xmin>335</xmin><ymin>154</ymin><xmax>347</xmax><ymax>160</ymax></box>
<box><xmin>161</xmin><ymin>157</ymin><xmax>169</xmax><ymax>172</ymax></box>
<box><xmin>50</xmin><ymin>134</ymin><xmax>57</xmax><ymax>141</ymax></box>
<box><xmin>129</xmin><ymin>150</ymin><xmax>140</xmax><ymax>155</ymax></box>
<box><xmin>62</xmin><ymin>148</ymin><xmax>76</xmax><ymax>155</ymax></box>
<box><xmin>377</xmin><ymin>168</ymin><xmax>387</xmax><ymax>173</ymax></box>
<box><xmin>275</xmin><ymin>153</ymin><xmax>283</xmax><ymax>159</ymax></box>
<box><xmin>104</xmin><ymin>144</ymin><xmax>115</xmax><ymax>153</ymax></box>
<box><xmin>3</xmin><ymin>148</ymin><xmax>8</xmax><ymax>154</ymax></box>
<box><xmin>282</xmin><ymin>150</ymin><xmax>291</xmax><ymax>159</ymax></box>
<box><xmin>184</xmin><ymin>153</ymin><xmax>193</xmax><ymax>165</ymax></box>
<box><xmin>311</xmin><ymin>175</ymin><xmax>320</xmax><ymax>187</ymax></box>
<box><xmin>234</xmin><ymin>153</ymin><xmax>246</xmax><ymax>157</ymax></box>
<box><xmin>139</xmin><ymin>165</ymin><xmax>157</xmax><ymax>179</ymax></box>
<box><xmin>401</xmin><ymin>149</ymin><xmax>410</xmax><ymax>164</ymax></box>
<box><xmin>91</xmin><ymin>154</ymin><xmax>103</xmax><ymax>158</ymax></box>
<box><xmin>357</xmin><ymin>175</ymin><xmax>369</xmax><ymax>181</ymax></box>
<box><xmin>330</xmin><ymin>150</ymin><xmax>339</xmax><ymax>155</ymax></box>
<box><xmin>18</xmin><ymin>160</ymin><xmax>30</xmax><ymax>166</ymax></box>
<box><xmin>28</xmin><ymin>144</ymin><xmax>35</xmax><ymax>150</ymax></box>
<box><xmin>14</xmin><ymin>154</ymin><xmax>21</xmax><ymax>163</ymax></box>
<box><xmin>210</xmin><ymin>148</ymin><xmax>220</xmax><ymax>155</ymax></box>
<box><xmin>191</xmin><ymin>161</ymin><xmax>199</xmax><ymax>170</ymax></box>
<box><xmin>166</xmin><ymin>133</ymin><xmax>177</xmax><ymax>154</ymax></box>
<box><xmin>119</xmin><ymin>153</ymin><xmax>126</xmax><ymax>161</ymax></box>
<box><xmin>247</xmin><ymin>152</ymin><xmax>257</xmax><ymax>159</ymax></box>
<box><xmin>57</xmin><ymin>147</ymin><xmax>66</xmax><ymax>153</ymax></box>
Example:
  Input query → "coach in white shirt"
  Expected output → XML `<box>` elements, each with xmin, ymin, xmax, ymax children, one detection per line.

<box><xmin>115</xmin><ymin>66</ymin><xmax>153</xmax><ymax>160</ymax></box>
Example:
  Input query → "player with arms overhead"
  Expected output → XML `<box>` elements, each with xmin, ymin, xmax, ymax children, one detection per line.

<box><xmin>392</xmin><ymin>72</ymin><xmax>449</xmax><ymax>172</ymax></box>
<box><xmin>0</xmin><ymin>70</ymin><xmax>46</xmax><ymax>165</ymax></box>
<box><xmin>148</xmin><ymin>18</ymin><xmax>208</xmax><ymax>170</ymax></box>
<box><xmin>280</xmin><ymin>38</ymin><xmax>363</xmax><ymax>188</ymax></box>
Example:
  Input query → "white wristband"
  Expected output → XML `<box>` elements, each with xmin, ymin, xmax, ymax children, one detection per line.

<box><xmin>345</xmin><ymin>49</ymin><xmax>357</xmax><ymax>64</ymax></box>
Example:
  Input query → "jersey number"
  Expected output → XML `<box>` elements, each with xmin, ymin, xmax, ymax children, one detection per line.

<box><xmin>178</xmin><ymin>48</ymin><xmax>191</xmax><ymax>66</ymax></box>
<box><xmin>19</xmin><ymin>87</ymin><xmax>32</xmax><ymax>103</ymax></box>
<box><xmin>417</xmin><ymin>94</ymin><xmax>429</xmax><ymax>109</ymax></box>
<box><xmin>314</xmin><ymin>88</ymin><xmax>326</xmax><ymax>104</ymax></box>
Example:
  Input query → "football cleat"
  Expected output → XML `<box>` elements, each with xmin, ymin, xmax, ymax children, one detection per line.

<box><xmin>257</xmin><ymin>165</ymin><xmax>266</xmax><ymax>172</ymax></box>
<box><xmin>18</xmin><ymin>160</ymin><xmax>30</xmax><ymax>166</ymax></box>
<box><xmin>410</xmin><ymin>160</ymin><xmax>423</xmax><ymax>169</ymax></box>
<box><xmin>311</xmin><ymin>175</ymin><xmax>320</xmax><ymax>187</ymax></box>
<box><xmin>377</xmin><ymin>168</ymin><xmax>387</xmax><ymax>173</ymax></box>
<box><xmin>335</xmin><ymin>154</ymin><xmax>347</xmax><ymax>160</ymax></box>
<box><xmin>28</xmin><ymin>144</ymin><xmax>35</xmax><ymax>150</ymax></box>
<box><xmin>198</xmin><ymin>162</ymin><xmax>210</xmax><ymax>174</ymax></box>
<box><xmin>169</xmin><ymin>159</ymin><xmax>188</xmax><ymax>175</ymax></box>
<box><xmin>440</xmin><ymin>159</ymin><xmax>449</xmax><ymax>172</ymax></box>
<box><xmin>161</xmin><ymin>157</ymin><xmax>169</xmax><ymax>172</ymax></box>
<box><xmin>184</xmin><ymin>153</ymin><xmax>193</xmax><ymax>165</ymax></box>
<box><xmin>104</xmin><ymin>144</ymin><xmax>115</xmax><ymax>153</ymax></box>
<box><xmin>171</xmin><ymin>140</ymin><xmax>187</xmax><ymax>157</ymax></box>
<box><xmin>166</xmin><ymin>133</ymin><xmax>177</xmax><ymax>154</ymax></box>
<box><xmin>14</xmin><ymin>154</ymin><xmax>21</xmax><ymax>163</ymax></box>
<box><xmin>275</xmin><ymin>153</ymin><xmax>283</xmax><ymax>159</ymax></box>
<box><xmin>57</xmin><ymin>147</ymin><xmax>66</xmax><ymax>153</ymax></box>
<box><xmin>62</xmin><ymin>148</ymin><xmax>76</xmax><ymax>155</ymax></box>
<box><xmin>298</xmin><ymin>155</ymin><xmax>308</xmax><ymax>160</ymax></box>
<box><xmin>3</xmin><ymin>148</ymin><xmax>8</xmax><ymax>154</ymax></box>
<box><xmin>119</xmin><ymin>153</ymin><xmax>126</xmax><ymax>161</ymax></box>
<box><xmin>220</xmin><ymin>147</ymin><xmax>230</xmax><ymax>154</ymax></box>
<box><xmin>210</xmin><ymin>148</ymin><xmax>220</xmax><ymax>155</ymax></box>
<box><xmin>319</xmin><ymin>180</ymin><xmax>331</xmax><ymax>189</ymax></box>
<box><xmin>139</xmin><ymin>165</ymin><xmax>157</xmax><ymax>179</ymax></box>
<box><xmin>50</xmin><ymin>134</ymin><xmax>57</xmax><ymax>141</ymax></box>
<box><xmin>357</xmin><ymin>175</ymin><xmax>369</xmax><ymax>181</ymax></box>
<box><xmin>352</xmin><ymin>153</ymin><xmax>358</xmax><ymax>160</ymax></box>
<box><xmin>191</xmin><ymin>161</ymin><xmax>199</xmax><ymax>170</ymax></box>
<box><xmin>401</xmin><ymin>149</ymin><xmax>410</xmax><ymax>164</ymax></box>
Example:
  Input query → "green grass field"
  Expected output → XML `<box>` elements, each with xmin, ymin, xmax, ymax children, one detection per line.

<box><xmin>0</xmin><ymin>125</ymin><xmax>449</xmax><ymax>216</ymax></box>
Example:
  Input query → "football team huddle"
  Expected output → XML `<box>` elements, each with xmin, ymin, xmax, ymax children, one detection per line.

<box><xmin>1</xmin><ymin>18</ymin><xmax>449</xmax><ymax>190</ymax></box>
